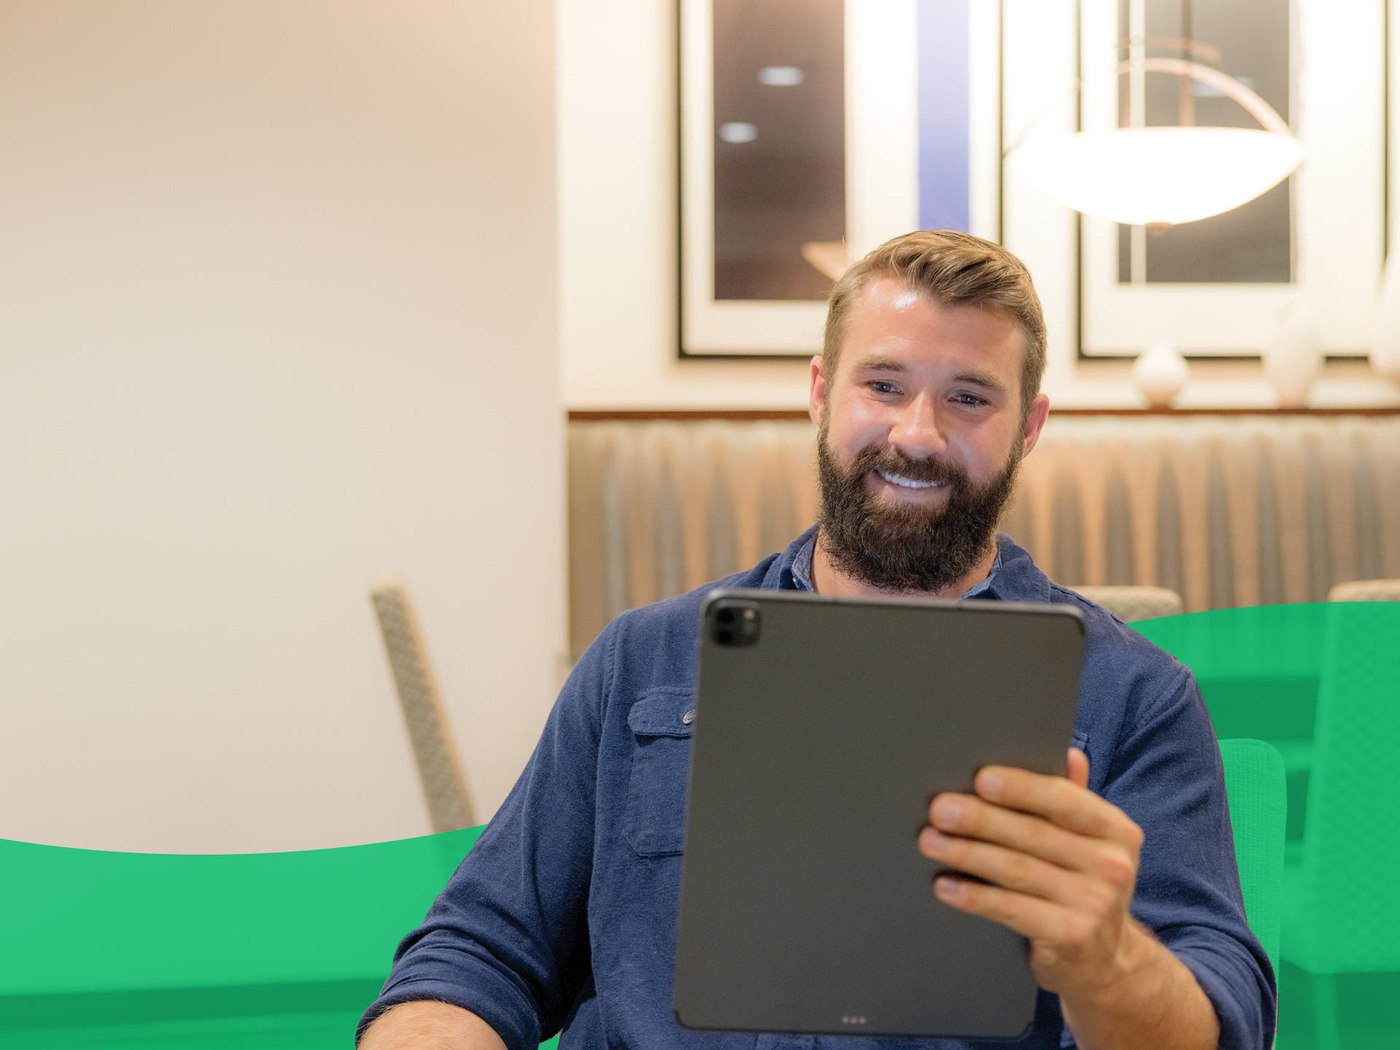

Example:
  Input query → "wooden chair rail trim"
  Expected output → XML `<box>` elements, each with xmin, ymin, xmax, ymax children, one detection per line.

<box><xmin>569</xmin><ymin>408</ymin><xmax>1400</xmax><ymax>422</ymax></box>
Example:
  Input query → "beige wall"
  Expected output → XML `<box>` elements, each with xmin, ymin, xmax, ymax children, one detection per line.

<box><xmin>558</xmin><ymin>0</ymin><xmax>1400</xmax><ymax>411</ymax></box>
<box><xmin>558</xmin><ymin>0</ymin><xmax>812</xmax><ymax>410</ymax></box>
<box><xmin>0</xmin><ymin>1</ymin><xmax>565</xmax><ymax>852</ymax></box>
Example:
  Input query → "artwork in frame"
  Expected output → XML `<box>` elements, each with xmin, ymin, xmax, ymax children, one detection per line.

<box><xmin>1000</xmin><ymin>0</ymin><xmax>1384</xmax><ymax>360</ymax></box>
<box><xmin>678</xmin><ymin>0</ymin><xmax>1003</xmax><ymax>358</ymax></box>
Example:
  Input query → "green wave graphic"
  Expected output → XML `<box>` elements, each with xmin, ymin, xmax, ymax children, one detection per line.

<box><xmin>0</xmin><ymin>826</ymin><xmax>557</xmax><ymax>1047</ymax></box>
<box><xmin>3</xmin><ymin>603</ymin><xmax>1396</xmax><ymax>1048</ymax></box>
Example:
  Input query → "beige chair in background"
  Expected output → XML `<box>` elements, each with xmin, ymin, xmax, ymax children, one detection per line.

<box><xmin>1070</xmin><ymin>585</ymin><xmax>1185</xmax><ymax>622</ymax></box>
<box><xmin>370</xmin><ymin>579</ymin><xmax>476</xmax><ymax>833</ymax></box>
<box><xmin>1327</xmin><ymin>579</ymin><xmax>1400</xmax><ymax>602</ymax></box>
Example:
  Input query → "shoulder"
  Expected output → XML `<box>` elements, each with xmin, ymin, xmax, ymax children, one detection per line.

<box><xmin>992</xmin><ymin>536</ymin><xmax>1198</xmax><ymax>750</ymax></box>
<box><xmin>1029</xmin><ymin>582</ymin><xmax>1206</xmax><ymax>804</ymax></box>
<box><xmin>609</xmin><ymin>557</ymin><xmax>782</xmax><ymax>681</ymax></box>
<box><xmin>1044</xmin><ymin>580</ymin><xmax>1193</xmax><ymax>693</ymax></box>
<box><xmin>995</xmin><ymin>535</ymin><xmax>1190</xmax><ymax>681</ymax></box>
<box><xmin>582</xmin><ymin>541</ymin><xmax>796</xmax><ymax>703</ymax></box>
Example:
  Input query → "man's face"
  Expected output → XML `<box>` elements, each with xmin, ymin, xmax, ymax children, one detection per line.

<box><xmin>809</xmin><ymin>277</ymin><xmax>1049</xmax><ymax>593</ymax></box>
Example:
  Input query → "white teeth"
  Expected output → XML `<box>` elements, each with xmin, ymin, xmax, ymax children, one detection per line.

<box><xmin>876</xmin><ymin>468</ymin><xmax>944</xmax><ymax>490</ymax></box>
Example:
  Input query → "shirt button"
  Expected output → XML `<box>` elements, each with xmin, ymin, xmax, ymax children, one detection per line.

<box><xmin>682</xmin><ymin>709</ymin><xmax>696</xmax><ymax>726</ymax></box>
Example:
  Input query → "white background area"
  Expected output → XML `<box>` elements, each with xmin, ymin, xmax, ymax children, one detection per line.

<box><xmin>4</xmin><ymin>0</ymin><xmax>1399</xmax><ymax>855</ymax></box>
<box><xmin>0</xmin><ymin>0</ymin><xmax>565</xmax><ymax>852</ymax></box>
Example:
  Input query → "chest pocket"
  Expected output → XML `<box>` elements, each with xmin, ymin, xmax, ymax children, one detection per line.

<box><xmin>623</xmin><ymin>688</ymin><xmax>695</xmax><ymax>858</ymax></box>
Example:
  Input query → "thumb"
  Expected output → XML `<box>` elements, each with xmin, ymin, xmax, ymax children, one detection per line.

<box><xmin>1066</xmin><ymin>746</ymin><xmax>1090</xmax><ymax>789</ymax></box>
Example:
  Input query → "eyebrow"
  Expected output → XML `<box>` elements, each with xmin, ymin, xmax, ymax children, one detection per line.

<box><xmin>851</xmin><ymin>357</ymin><xmax>1009</xmax><ymax>393</ymax></box>
<box><xmin>852</xmin><ymin>356</ymin><xmax>907</xmax><ymax>373</ymax></box>
<box><xmin>951</xmin><ymin>370</ymin><xmax>1008</xmax><ymax>392</ymax></box>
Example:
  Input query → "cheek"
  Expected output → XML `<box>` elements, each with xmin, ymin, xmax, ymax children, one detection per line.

<box><xmin>829</xmin><ymin>396</ymin><xmax>890</xmax><ymax>443</ymax></box>
<box><xmin>965</xmin><ymin>429</ymin><xmax>1021</xmax><ymax>476</ymax></box>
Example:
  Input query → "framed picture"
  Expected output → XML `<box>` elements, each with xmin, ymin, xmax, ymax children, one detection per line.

<box><xmin>678</xmin><ymin>0</ymin><xmax>1003</xmax><ymax>357</ymax></box>
<box><xmin>1002</xmin><ymin>0</ymin><xmax>1384</xmax><ymax>359</ymax></box>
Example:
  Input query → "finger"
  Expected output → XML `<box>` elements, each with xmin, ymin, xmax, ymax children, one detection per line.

<box><xmin>927</xmin><ymin>793</ymin><xmax>1111</xmax><ymax>874</ymax></box>
<box><xmin>1066</xmin><ymin>747</ymin><xmax>1089</xmax><ymax>789</ymax></box>
<box><xmin>918</xmin><ymin>827</ymin><xmax>1081</xmax><ymax>903</ymax></box>
<box><xmin>971</xmin><ymin>766</ymin><xmax>1141</xmax><ymax>845</ymax></box>
<box><xmin>933</xmin><ymin>874</ymin><xmax>1080</xmax><ymax>944</ymax></box>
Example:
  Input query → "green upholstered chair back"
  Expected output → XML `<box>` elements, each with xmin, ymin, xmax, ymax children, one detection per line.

<box><xmin>1289</xmin><ymin>601</ymin><xmax>1400</xmax><ymax>973</ymax></box>
<box><xmin>1219</xmin><ymin>738</ymin><xmax>1287</xmax><ymax>973</ymax></box>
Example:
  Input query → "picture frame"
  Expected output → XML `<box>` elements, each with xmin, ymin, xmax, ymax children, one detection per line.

<box><xmin>1001</xmin><ymin>0</ymin><xmax>1384</xmax><ymax>360</ymax></box>
<box><xmin>677</xmin><ymin>0</ymin><xmax>1003</xmax><ymax>358</ymax></box>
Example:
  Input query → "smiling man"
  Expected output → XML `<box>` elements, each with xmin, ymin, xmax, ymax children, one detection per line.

<box><xmin>358</xmin><ymin>231</ymin><xmax>1276</xmax><ymax>1050</ymax></box>
<box><xmin>811</xmin><ymin>264</ymin><xmax>1045</xmax><ymax>597</ymax></box>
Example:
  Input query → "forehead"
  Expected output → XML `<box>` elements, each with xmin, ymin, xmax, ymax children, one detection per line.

<box><xmin>838</xmin><ymin>277</ymin><xmax>1027</xmax><ymax>376</ymax></box>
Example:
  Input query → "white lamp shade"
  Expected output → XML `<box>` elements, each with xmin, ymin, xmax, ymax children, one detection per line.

<box><xmin>1009</xmin><ymin>126</ymin><xmax>1305</xmax><ymax>226</ymax></box>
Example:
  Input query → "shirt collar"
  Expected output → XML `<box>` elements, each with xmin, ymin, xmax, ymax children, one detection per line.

<box><xmin>784</xmin><ymin>529</ymin><xmax>1003</xmax><ymax>600</ymax></box>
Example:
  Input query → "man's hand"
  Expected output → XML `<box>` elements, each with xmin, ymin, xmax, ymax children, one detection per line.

<box><xmin>917</xmin><ymin>747</ymin><xmax>1138</xmax><ymax>997</ymax></box>
<box><xmin>916</xmin><ymin>748</ymin><xmax>1220</xmax><ymax>1050</ymax></box>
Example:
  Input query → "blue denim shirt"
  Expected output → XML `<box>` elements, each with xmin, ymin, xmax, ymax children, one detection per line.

<box><xmin>360</xmin><ymin>530</ymin><xmax>1275</xmax><ymax>1050</ymax></box>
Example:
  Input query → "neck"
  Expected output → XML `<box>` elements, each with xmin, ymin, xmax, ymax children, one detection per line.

<box><xmin>809</xmin><ymin>532</ymin><xmax>998</xmax><ymax>600</ymax></box>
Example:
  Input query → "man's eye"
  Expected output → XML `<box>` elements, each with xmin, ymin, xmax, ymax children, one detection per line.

<box><xmin>868</xmin><ymin>381</ymin><xmax>900</xmax><ymax>395</ymax></box>
<box><xmin>951</xmin><ymin>392</ymin><xmax>989</xmax><ymax>407</ymax></box>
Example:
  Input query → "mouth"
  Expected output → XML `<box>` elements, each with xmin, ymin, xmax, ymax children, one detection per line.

<box><xmin>874</xmin><ymin>467</ymin><xmax>947</xmax><ymax>491</ymax></box>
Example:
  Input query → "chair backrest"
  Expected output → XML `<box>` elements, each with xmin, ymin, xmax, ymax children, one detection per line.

<box><xmin>1327</xmin><ymin>578</ymin><xmax>1400</xmax><ymax>602</ymax></box>
<box><xmin>371</xmin><ymin>579</ymin><xmax>476</xmax><ymax>832</ymax></box>
<box><xmin>1219</xmin><ymin>738</ymin><xmax>1287</xmax><ymax>973</ymax></box>
<box><xmin>1293</xmin><ymin>601</ymin><xmax>1400</xmax><ymax>972</ymax></box>
<box><xmin>1072</xmin><ymin>585</ymin><xmax>1184</xmax><ymax>622</ymax></box>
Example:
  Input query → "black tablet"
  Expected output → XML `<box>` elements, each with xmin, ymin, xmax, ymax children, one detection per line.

<box><xmin>673</xmin><ymin>588</ymin><xmax>1085</xmax><ymax>1040</ymax></box>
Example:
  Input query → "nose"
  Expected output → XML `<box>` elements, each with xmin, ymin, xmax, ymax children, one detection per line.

<box><xmin>889</xmin><ymin>392</ymin><xmax>948</xmax><ymax>460</ymax></box>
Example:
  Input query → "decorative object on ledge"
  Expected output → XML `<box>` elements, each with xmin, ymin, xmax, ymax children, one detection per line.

<box><xmin>1131</xmin><ymin>342</ymin><xmax>1190</xmax><ymax>408</ymax></box>
<box><xmin>1371</xmin><ymin>252</ymin><xmax>1400</xmax><ymax>384</ymax></box>
<box><xmin>1265</xmin><ymin>300</ymin><xmax>1321</xmax><ymax>409</ymax></box>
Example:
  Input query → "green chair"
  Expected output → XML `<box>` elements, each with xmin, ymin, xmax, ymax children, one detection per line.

<box><xmin>1281</xmin><ymin>601</ymin><xmax>1400</xmax><ymax>1050</ymax></box>
<box><xmin>1219</xmin><ymin>738</ymin><xmax>1287</xmax><ymax>977</ymax></box>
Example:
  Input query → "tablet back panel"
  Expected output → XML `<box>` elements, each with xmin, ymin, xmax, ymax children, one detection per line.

<box><xmin>673</xmin><ymin>589</ymin><xmax>1084</xmax><ymax>1039</ymax></box>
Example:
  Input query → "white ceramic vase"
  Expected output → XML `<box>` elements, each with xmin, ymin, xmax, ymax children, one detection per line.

<box><xmin>1264</xmin><ymin>300</ymin><xmax>1320</xmax><ymax>409</ymax></box>
<box><xmin>1371</xmin><ymin>253</ymin><xmax>1400</xmax><ymax>383</ymax></box>
<box><xmin>1132</xmin><ymin>342</ymin><xmax>1190</xmax><ymax>408</ymax></box>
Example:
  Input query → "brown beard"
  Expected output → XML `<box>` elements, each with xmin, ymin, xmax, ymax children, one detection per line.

<box><xmin>816</xmin><ymin>417</ymin><xmax>1024</xmax><ymax>593</ymax></box>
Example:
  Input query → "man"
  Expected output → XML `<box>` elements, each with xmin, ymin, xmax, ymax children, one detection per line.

<box><xmin>358</xmin><ymin>231</ymin><xmax>1275</xmax><ymax>1049</ymax></box>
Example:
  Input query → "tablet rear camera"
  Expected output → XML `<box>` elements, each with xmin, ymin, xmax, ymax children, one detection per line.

<box><xmin>713</xmin><ymin>602</ymin><xmax>760</xmax><ymax>646</ymax></box>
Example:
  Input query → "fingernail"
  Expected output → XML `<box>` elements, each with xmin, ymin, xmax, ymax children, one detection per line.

<box><xmin>932</xmin><ymin>797</ymin><xmax>962</xmax><ymax>825</ymax></box>
<box><xmin>979</xmin><ymin>770</ymin><xmax>1004</xmax><ymax>798</ymax></box>
<box><xmin>935</xmin><ymin>876</ymin><xmax>963</xmax><ymax>899</ymax></box>
<box><xmin>919</xmin><ymin>829</ymin><xmax>947</xmax><ymax>854</ymax></box>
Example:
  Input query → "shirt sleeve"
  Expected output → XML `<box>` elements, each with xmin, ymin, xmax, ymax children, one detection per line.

<box><xmin>355</xmin><ymin>623</ymin><xmax>614</xmax><ymax>1050</ymax></box>
<box><xmin>1097</xmin><ymin>665</ymin><xmax>1277</xmax><ymax>1050</ymax></box>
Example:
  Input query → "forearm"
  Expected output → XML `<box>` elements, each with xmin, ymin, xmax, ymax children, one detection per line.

<box><xmin>359</xmin><ymin>1001</ymin><xmax>509</xmax><ymax>1050</ymax></box>
<box><xmin>1059</xmin><ymin>920</ymin><xmax>1219</xmax><ymax>1050</ymax></box>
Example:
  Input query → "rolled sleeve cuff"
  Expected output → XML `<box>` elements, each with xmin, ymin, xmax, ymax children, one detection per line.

<box><xmin>1175</xmin><ymin>945</ymin><xmax>1276</xmax><ymax>1050</ymax></box>
<box><xmin>356</xmin><ymin>969</ymin><xmax>543</xmax><ymax>1050</ymax></box>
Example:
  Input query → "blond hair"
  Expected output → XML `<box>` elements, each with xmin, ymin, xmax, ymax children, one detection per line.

<box><xmin>822</xmin><ymin>230</ymin><xmax>1047</xmax><ymax>418</ymax></box>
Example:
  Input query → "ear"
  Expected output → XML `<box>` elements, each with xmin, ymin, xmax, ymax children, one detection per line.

<box><xmin>808</xmin><ymin>355</ymin><xmax>827</xmax><ymax>426</ymax></box>
<box><xmin>1019</xmin><ymin>393</ymin><xmax>1050</xmax><ymax>458</ymax></box>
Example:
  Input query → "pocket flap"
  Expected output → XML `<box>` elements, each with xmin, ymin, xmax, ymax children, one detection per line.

<box><xmin>627</xmin><ymin>688</ymin><xmax>696</xmax><ymax>738</ymax></box>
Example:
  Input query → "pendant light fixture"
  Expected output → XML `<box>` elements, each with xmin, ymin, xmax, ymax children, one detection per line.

<box><xmin>1007</xmin><ymin>19</ymin><xmax>1304</xmax><ymax>227</ymax></box>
